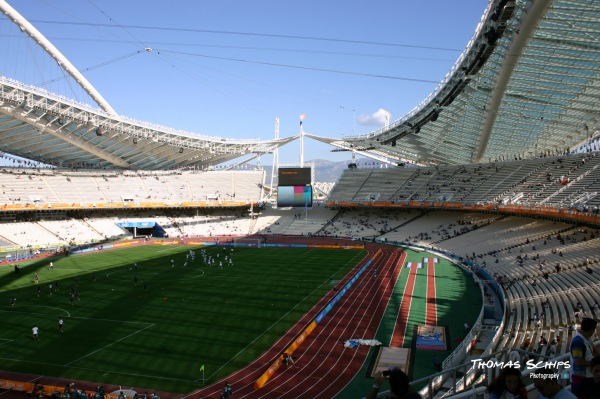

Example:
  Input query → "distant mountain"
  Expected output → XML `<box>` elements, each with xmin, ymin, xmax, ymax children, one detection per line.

<box><xmin>311</xmin><ymin>159</ymin><xmax>353</xmax><ymax>182</ymax></box>
<box><xmin>263</xmin><ymin>158</ymin><xmax>391</xmax><ymax>183</ymax></box>
<box><xmin>262</xmin><ymin>158</ymin><xmax>347</xmax><ymax>184</ymax></box>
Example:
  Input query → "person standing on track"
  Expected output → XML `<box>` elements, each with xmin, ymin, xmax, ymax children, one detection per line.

<box><xmin>221</xmin><ymin>382</ymin><xmax>232</xmax><ymax>399</ymax></box>
<box><xmin>282</xmin><ymin>353</ymin><xmax>295</xmax><ymax>366</ymax></box>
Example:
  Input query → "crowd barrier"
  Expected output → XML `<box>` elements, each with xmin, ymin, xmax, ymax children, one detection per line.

<box><xmin>326</xmin><ymin>201</ymin><xmax>600</xmax><ymax>226</ymax></box>
<box><xmin>0</xmin><ymin>200</ymin><xmax>256</xmax><ymax>212</ymax></box>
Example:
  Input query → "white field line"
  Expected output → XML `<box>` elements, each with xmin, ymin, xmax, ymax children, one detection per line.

<box><xmin>64</xmin><ymin>323</ymin><xmax>155</xmax><ymax>366</ymax></box>
<box><xmin>0</xmin><ymin>356</ymin><xmax>194</xmax><ymax>382</ymax></box>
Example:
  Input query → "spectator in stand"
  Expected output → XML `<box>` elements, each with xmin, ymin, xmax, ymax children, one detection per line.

<box><xmin>432</xmin><ymin>355</ymin><xmax>442</xmax><ymax>372</ymax></box>
<box><xmin>368</xmin><ymin>368</ymin><xmax>421</xmax><ymax>399</ymax></box>
<box><xmin>549</xmin><ymin>337</ymin><xmax>558</xmax><ymax>355</ymax></box>
<box><xmin>577</xmin><ymin>355</ymin><xmax>600</xmax><ymax>399</ymax></box>
<box><xmin>533</xmin><ymin>364</ymin><xmax>576</xmax><ymax>399</ymax></box>
<box><xmin>571</xmin><ymin>318</ymin><xmax>600</xmax><ymax>396</ymax></box>
<box><xmin>521</xmin><ymin>336</ymin><xmax>532</xmax><ymax>351</ymax></box>
<box><xmin>488</xmin><ymin>368</ymin><xmax>527</xmax><ymax>399</ymax></box>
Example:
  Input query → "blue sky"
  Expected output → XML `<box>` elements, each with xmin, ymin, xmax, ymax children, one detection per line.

<box><xmin>1</xmin><ymin>0</ymin><xmax>487</xmax><ymax>165</ymax></box>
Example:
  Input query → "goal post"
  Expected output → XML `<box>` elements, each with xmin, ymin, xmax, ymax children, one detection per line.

<box><xmin>233</xmin><ymin>237</ymin><xmax>265</xmax><ymax>248</ymax></box>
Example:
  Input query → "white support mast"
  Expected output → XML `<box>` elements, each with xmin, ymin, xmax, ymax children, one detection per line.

<box><xmin>299</xmin><ymin>114</ymin><xmax>306</xmax><ymax>167</ymax></box>
<box><xmin>0</xmin><ymin>0</ymin><xmax>117</xmax><ymax>116</ymax></box>
<box><xmin>269</xmin><ymin>117</ymin><xmax>280</xmax><ymax>199</ymax></box>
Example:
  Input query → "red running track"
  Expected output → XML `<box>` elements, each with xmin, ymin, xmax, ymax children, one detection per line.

<box><xmin>389</xmin><ymin>259</ymin><xmax>417</xmax><ymax>348</ymax></box>
<box><xmin>425</xmin><ymin>258</ymin><xmax>438</xmax><ymax>326</ymax></box>
<box><xmin>185</xmin><ymin>243</ymin><xmax>406</xmax><ymax>399</ymax></box>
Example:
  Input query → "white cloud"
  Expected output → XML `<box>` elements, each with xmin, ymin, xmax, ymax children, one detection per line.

<box><xmin>357</xmin><ymin>108</ymin><xmax>391</xmax><ymax>126</ymax></box>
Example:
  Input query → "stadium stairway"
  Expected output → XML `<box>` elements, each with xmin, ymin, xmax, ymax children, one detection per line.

<box><xmin>380</xmin><ymin>210</ymin><xmax>425</xmax><ymax>239</ymax></box>
<box><xmin>315</xmin><ymin>208</ymin><xmax>342</xmax><ymax>235</ymax></box>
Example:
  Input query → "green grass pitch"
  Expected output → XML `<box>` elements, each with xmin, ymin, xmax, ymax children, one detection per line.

<box><xmin>0</xmin><ymin>245</ymin><xmax>366</xmax><ymax>393</ymax></box>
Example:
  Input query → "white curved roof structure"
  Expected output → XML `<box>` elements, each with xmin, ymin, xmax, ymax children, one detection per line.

<box><xmin>1</xmin><ymin>0</ymin><xmax>599</xmax><ymax>169</ymax></box>
<box><xmin>309</xmin><ymin>0</ymin><xmax>600</xmax><ymax>166</ymax></box>
<box><xmin>0</xmin><ymin>0</ymin><xmax>117</xmax><ymax>116</ymax></box>
<box><xmin>0</xmin><ymin>1</ymin><xmax>298</xmax><ymax>170</ymax></box>
<box><xmin>0</xmin><ymin>76</ymin><xmax>297</xmax><ymax>169</ymax></box>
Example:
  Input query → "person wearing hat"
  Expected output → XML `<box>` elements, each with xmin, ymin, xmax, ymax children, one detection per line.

<box><xmin>367</xmin><ymin>368</ymin><xmax>422</xmax><ymax>399</ymax></box>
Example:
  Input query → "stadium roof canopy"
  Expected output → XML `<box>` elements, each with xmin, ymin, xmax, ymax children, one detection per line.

<box><xmin>1</xmin><ymin>0</ymin><xmax>600</xmax><ymax>169</ymax></box>
<box><xmin>309</xmin><ymin>0</ymin><xmax>600</xmax><ymax>166</ymax></box>
<box><xmin>0</xmin><ymin>76</ymin><xmax>297</xmax><ymax>170</ymax></box>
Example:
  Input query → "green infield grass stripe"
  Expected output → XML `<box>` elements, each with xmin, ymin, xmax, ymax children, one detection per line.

<box><xmin>403</xmin><ymin>257</ymin><xmax>428</xmax><ymax>348</ymax></box>
<box><xmin>0</xmin><ymin>356</ymin><xmax>196</xmax><ymax>383</ymax></box>
<box><xmin>1</xmin><ymin>306</ymin><xmax>71</xmax><ymax>317</ymax></box>
<box><xmin>0</xmin><ymin>245</ymin><xmax>367</xmax><ymax>393</ymax></box>
<box><xmin>203</xmin><ymin>250</ymin><xmax>366</xmax><ymax>382</ymax></box>
<box><xmin>64</xmin><ymin>323</ymin><xmax>156</xmax><ymax>367</ymax></box>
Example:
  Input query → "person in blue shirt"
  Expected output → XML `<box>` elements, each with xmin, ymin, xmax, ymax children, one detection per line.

<box><xmin>571</xmin><ymin>318</ymin><xmax>600</xmax><ymax>396</ymax></box>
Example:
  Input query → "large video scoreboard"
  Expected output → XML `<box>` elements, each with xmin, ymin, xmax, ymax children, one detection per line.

<box><xmin>277</xmin><ymin>167</ymin><xmax>312</xmax><ymax>208</ymax></box>
<box><xmin>278</xmin><ymin>167</ymin><xmax>312</xmax><ymax>186</ymax></box>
